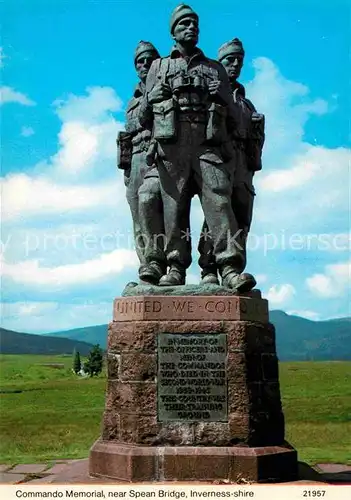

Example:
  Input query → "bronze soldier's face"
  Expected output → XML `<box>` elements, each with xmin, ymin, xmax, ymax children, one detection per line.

<box><xmin>221</xmin><ymin>53</ymin><xmax>244</xmax><ymax>80</ymax></box>
<box><xmin>135</xmin><ymin>51</ymin><xmax>158</xmax><ymax>82</ymax></box>
<box><xmin>173</xmin><ymin>16</ymin><xmax>199</xmax><ymax>46</ymax></box>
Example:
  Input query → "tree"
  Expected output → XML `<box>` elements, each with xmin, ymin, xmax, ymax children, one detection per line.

<box><xmin>73</xmin><ymin>350</ymin><xmax>81</xmax><ymax>374</ymax></box>
<box><xmin>84</xmin><ymin>344</ymin><xmax>103</xmax><ymax>377</ymax></box>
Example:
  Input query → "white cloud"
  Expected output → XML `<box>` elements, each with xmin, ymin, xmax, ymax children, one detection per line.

<box><xmin>257</xmin><ymin>146</ymin><xmax>350</xmax><ymax>196</ymax></box>
<box><xmin>0</xmin><ymin>301</ymin><xmax>111</xmax><ymax>333</ymax></box>
<box><xmin>53</xmin><ymin>86</ymin><xmax>122</xmax><ymax>123</ymax></box>
<box><xmin>246</xmin><ymin>58</ymin><xmax>349</xmax><ymax>234</ymax></box>
<box><xmin>259</xmin><ymin>160</ymin><xmax>318</xmax><ymax>192</ymax></box>
<box><xmin>21</xmin><ymin>126</ymin><xmax>35</xmax><ymax>137</ymax></box>
<box><xmin>287</xmin><ymin>310</ymin><xmax>320</xmax><ymax>321</ymax></box>
<box><xmin>1</xmin><ymin>301</ymin><xmax>59</xmax><ymax>321</ymax></box>
<box><xmin>51</xmin><ymin>119</ymin><xmax>121</xmax><ymax>174</ymax></box>
<box><xmin>1</xmin><ymin>249</ymin><xmax>138</xmax><ymax>287</ymax></box>
<box><xmin>246</xmin><ymin>57</ymin><xmax>329</xmax><ymax>161</ymax></box>
<box><xmin>53</xmin><ymin>121</ymin><xmax>99</xmax><ymax>173</ymax></box>
<box><xmin>0</xmin><ymin>86</ymin><xmax>36</xmax><ymax>106</ymax></box>
<box><xmin>1</xmin><ymin>174</ymin><xmax>120</xmax><ymax>221</ymax></box>
<box><xmin>306</xmin><ymin>260</ymin><xmax>350</xmax><ymax>298</ymax></box>
<box><xmin>1</xmin><ymin>86</ymin><xmax>127</xmax><ymax>222</ymax></box>
<box><xmin>49</xmin><ymin>87</ymin><xmax>124</xmax><ymax>175</ymax></box>
<box><xmin>265</xmin><ymin>284</ymin><xmax>296</xmax><ymax>305</ymax></box>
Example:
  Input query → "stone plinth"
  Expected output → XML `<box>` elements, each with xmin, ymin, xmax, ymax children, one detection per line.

<box><xmin>90</xmin><ymin>442</ymin><xmax>297</xmax><ymax>482</ymax></box>
<box><xmin>89</xmin><ymin>293</ymin><xmax>297</xmax><ymax>482</ymax></box>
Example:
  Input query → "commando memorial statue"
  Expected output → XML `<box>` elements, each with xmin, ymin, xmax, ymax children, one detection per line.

<box><xmin>89</xmin><ymin>4</ymin><xmax>299</xmax><ymax>484</ymax></box>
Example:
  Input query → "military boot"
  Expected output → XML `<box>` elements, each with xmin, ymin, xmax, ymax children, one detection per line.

<box><xmin>139</xmin><ymin>261</ymin><xmax>165</xmax><ymax>285</ymax></box>
<box><xmin>221</xmin><ymin>267</ymin><xmax>256</xmax><ymax>293</ymax></box>
<box><xmin>199</xmin><ymin>265</ymin><xmax>220</xmax><ymax>285</ymax></box>
<box><xmin>159</xmin><ymin>264</ymin><xmax>186</xmax><ymax>286</ymax></box>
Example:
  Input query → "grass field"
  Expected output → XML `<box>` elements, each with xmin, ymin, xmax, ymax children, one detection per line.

<box><xmin>0</xmin><ymin>354</ymin><xmax>350</xmax><ymax>465</ymax></box>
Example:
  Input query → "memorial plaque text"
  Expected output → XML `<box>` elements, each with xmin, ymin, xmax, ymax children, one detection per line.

<box><xmin>158</xmin><ymin>333</ymin><xmax>228</xmax><ymax>422</ymax></box>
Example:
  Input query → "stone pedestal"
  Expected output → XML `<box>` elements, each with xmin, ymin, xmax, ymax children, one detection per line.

<box><xmin>89</xmin><ymin>292</ymin><xmax>298</xmax><ymax>482</ymax></box>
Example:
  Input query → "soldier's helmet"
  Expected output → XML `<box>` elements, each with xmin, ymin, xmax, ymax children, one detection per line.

<box><xmin>218</xmin><ymin>38</ymin><xmax>245</xmax><ymax>62</ymax></box>
<box><xmin>134</xmin><ymin>41</ymin><xmax>160</xmax><ymax>64</ymax></box>
<box><xmin>170</xmin><ymin>4</ymin><xmax>199</xmax><ymax>34</ymax></box>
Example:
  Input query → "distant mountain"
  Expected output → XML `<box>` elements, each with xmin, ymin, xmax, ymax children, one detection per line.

<box><xmin>0</xmin><ymin>328</ymin><xmax>94</xmax><ymax>355</ymax></box>
<box><xmin>270</xmin><ymin>311</ymin><xmax>351</xmax><ymax>361</ymax></box>
<box><xmin>41</xmin><ymin>324</ymin><xmax>108</xmax><ymax>348</ymax></box>
<box><xmin>2</xmin><ymin>311</ymin><xmax>350</xmax><ymax>360</ymax></box>
<box><xmin>42</xmin><ymin>312</ymin><xmax>351</xmax><ymax>361</ymax></box>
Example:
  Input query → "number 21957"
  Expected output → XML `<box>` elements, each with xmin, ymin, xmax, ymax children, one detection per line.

<box><xmin>303</xmin><ymin>491</ymin><xmax>326</xmax><ymax>497</ymax></box>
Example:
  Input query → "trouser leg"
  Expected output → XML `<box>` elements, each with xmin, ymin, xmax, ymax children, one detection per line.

<box><xmin>138</xmin><ymin>175</ymin><xmax>166</xmax><ymax>272</ymax></box>
<box><xmin>230</xmin><ymin>145</ymin><xmax>255</xmax><ymax>269</ymax></box>
<box><xmin>232</xmin><ymin>183</ymin><xmax>254</xmax><ymax>233</ymax></box>
<box><xmin>197</xmin><ymin>219</ymin><xmax>217</xmax><ymax>278</ymax></box>
<box><xmin>194</xmin><ymin>155</ymin><xmax>245</xmax><ymax>275</ymax></box>
<box><xmin>125</xmin><ymin>152</ymin><xmax>145</xmax><ymax>264</ymax></box>
<box><xmin>230</xmin><ymin>180</ymin><xmax>254</xmax><ymax>269</ymax></box>
<box><xmin>157</xmin><ymin>157</ymin><xmax>192</xmax><ymax>271</ymax></box>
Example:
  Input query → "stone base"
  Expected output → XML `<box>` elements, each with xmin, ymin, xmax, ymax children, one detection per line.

<box><xmin>122</xmin><ymin>283</ymin><xmax>263</xmax><ymax>298</ymax></box>
<box><xmin>89</xmin><ymin>440</ymin><xmax>298</xmax><ymax>483</ymax></box>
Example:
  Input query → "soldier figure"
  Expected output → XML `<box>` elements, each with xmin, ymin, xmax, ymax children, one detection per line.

<box><xmin>198</xmin><ymin>38</ymin><xmax>265</xmax><ymax>288</ymax></box>
<box><xmin>139</xmin><ymin>4</ymin><xmax>252</xmax><ymax>289</ymax></box>
<box><xmin>117</xmin><ymin>41</ymin><xmax>167</xmax><ymax>284</ymax></box>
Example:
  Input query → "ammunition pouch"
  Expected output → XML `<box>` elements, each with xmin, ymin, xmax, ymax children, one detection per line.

<box><xmin>146</xmin><ymin>140</ymin><xmax>158</xmax><ymax>166</ymax></box>
<box><xmin>246</xmin><ymin>116</ymin><xmax>265</xmax><ymax>172</ymax></box>
<box><xmin>206</xmin><ymin>103</ymin><xmax>227</xmax><ymax>146</ymax></box>
<box><xmin>152</xmin><ymin>98</ymin><xmax>177</xmax><ymax>142</ymax></box>
<box><xmin>246</xmin><ymin>140</ymin><xmax>263</xmax><ymax>172</ymax></box>
<box><xmin>117</xmin><ymin>131</ymin><xmax>133</xmax><ymax>170</ymax></box>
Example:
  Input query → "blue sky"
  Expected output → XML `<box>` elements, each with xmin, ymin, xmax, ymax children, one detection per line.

<box><xmin>1</xmin><ymin>0</ymin><xmax>350</xmax><ymax>332</ymax></box>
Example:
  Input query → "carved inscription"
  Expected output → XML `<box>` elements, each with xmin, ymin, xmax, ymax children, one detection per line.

<box><xmin>115</xmin><ymin>299</ymin><xmax>162</xmax><ymax>314</ymax></box>
<box><xmin>113</xmin><ymin>296</ymin><xmax>269</xmax><ymax>322</ymax></box>
<box><xmin>158</xmin><ymin>333</ymin><xmax>228</xmax><ymax>422</ymax></box>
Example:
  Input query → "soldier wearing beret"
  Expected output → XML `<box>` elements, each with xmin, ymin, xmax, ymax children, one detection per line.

<box><xmin>139</xmin><ymin>5</ymin><xmax>254</xmax><ymax>290</ymax></box>
<box><xmin>117</xmin><ymin>41</ymin><xmax>167</xmax><ymax>284</ymax></box>
<box><xmin>198</xmin><ymin>38</ymin><xmax>265</xmax><ymax>288</ymax></box>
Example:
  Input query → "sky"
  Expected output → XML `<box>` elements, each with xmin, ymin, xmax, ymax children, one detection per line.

<box><xmin>1</xmin><ymin>0</ymin><xmax>350</xmax><ymax>333</ymax></box>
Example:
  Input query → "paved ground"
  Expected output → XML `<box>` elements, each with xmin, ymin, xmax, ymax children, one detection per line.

<box><xmin>0</xmin><ymin>460</ymin><xmax>350</xmax><ymax>484</ymax></box>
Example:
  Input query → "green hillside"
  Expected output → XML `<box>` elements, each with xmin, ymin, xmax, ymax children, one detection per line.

<box><xmin>41</xmin><ymin>324</ymin><xmax>107</xmax><ymax>347</ymax></box>
<box><xmin>271</xmin><ymin>311</ymin><xmax>351</xmax><ymax>361</ymax></box>
<box><xmin>0</xmin><ymin>328</ymin><xmax>94</xmax><ymax>355</ymax></box>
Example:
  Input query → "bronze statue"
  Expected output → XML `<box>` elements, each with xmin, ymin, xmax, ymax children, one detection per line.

<box><xmin>138</xmin><ymin>4</ymin><xmax>252</xmax><ymax>289</ymax></box>
<box><xmin>117</xmin><ymin>41</ymin><xmax>167</xmax><ymax>284</ymax></box>
<box><xmin>198</xmin><ymin>38</ymin><xmax>265</xmax><ymax>289</ymax></box>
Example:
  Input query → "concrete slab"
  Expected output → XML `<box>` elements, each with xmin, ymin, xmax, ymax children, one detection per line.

<box><xmin>316</xmin><ymin>463</ymin><xmax>351</xmax><ymax>473</ymax></box>
<box><xmin>44</xmin><ymin>463</ymin><xmax>70</xmax><ymax>475</ymax></box>
<box><xmin>0</xmin><ymin>472</ymin><xmax>27</xmax><ymax>484</ymax></box>
<box><xmin>0</xmin><ymin>465</ymin><xmax>13</xmax><ymax>473</ymax></box>
<box><xmin>51</xmin><ymin>460</ymin><xmax>118</xmax><ymax>484</ymax></box>
<box><xmin>11</xmin><ymin>464</ymin><xmax>48</xmax><ymax>474</ymax></box>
